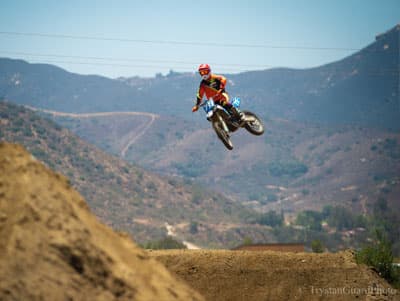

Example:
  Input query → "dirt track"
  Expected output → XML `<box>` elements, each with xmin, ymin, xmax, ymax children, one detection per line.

<box><xmin>150</xmin><ymin>249</ymin><xmax>399</xmax><ymax>301</ymax></box>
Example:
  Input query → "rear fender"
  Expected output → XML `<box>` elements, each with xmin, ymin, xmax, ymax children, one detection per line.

<box><xmin>244</xmin><ymin>114</ymin><xmax>257</xmax><ymax>122</ymax></box>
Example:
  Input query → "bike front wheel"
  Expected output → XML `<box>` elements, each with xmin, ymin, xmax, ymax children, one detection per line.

<box><xmin>212</xmin><ymin>120</ymin><xmax>233</xmax><ymax>150</ymax></box>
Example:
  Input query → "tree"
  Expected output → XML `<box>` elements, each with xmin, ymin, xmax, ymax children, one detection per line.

<box><xmin>242</xmin><ymin>237</ymin><xmax>253</xmax><ymax>246</ymax></box>
<box><xmin>190</xmin><ymin>221</ymin><xmax>198</xmax><ymax>234</ymax></box>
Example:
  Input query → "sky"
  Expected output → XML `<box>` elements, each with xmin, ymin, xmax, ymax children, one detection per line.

<box><xmin>0</xmin><ymin>0</ymin><xmax>399</xmax><ymax>78</ymax></box>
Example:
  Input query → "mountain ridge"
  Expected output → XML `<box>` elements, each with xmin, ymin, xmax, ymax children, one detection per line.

<box><xmin>1</xmin><ymin>24</ymin><xmax>399</xmax><ymax>128</ymax></box>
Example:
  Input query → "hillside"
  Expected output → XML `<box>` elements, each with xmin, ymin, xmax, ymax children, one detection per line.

<box><xmin>1</xmin><ymin>24</ymin><xmax>399</xmax><ymax>128</ymax></box>
<box><xmin>0</xmin><ymin>101</ymin><xmax>266</xmax><ymax>248</ymax></box>
<box><xmin>0</xmin><ymin>142</ymin><xmax>203</xmax><ymax>301</ymax></box>
<box><xmin>47</xmin><ymin>106</ymin><xmax>400</xmax><ymax>218</ymax></box>
<box><xmin>42</xmin><ymin>105</ymin><xmax>400</xmax><ymax>254</ymax></box>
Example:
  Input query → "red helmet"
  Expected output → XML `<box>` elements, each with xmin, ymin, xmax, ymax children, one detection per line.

<box><xmin>198</xmin><ymin>63</ymin><xmax>211</xmax><ymax>79</ymax></box>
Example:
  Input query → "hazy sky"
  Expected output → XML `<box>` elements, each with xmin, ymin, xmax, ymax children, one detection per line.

<box><xmin>0</xmin><ymin>0</ymin><xmax>399</xmax><ymax>78</ymax></box>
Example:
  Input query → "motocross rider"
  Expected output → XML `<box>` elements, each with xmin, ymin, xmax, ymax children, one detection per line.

<box><xmin>192</xmin><ymin>64</ymin><xmax>244</xmax><ymax>123</ymax></box>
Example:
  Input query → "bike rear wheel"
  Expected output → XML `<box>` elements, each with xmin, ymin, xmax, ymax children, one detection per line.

<box><xmin>243</xmin><ymin>111</ymin><xmax>264</xmax><ymax>136</ymax></box>
<box><xmin>212</xmin><ymin>120</ymin><xmax>233</xmax><ymax>150</ymax></box>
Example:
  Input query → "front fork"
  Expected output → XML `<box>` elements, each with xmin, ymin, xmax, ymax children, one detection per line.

<box><xmin>217</xmin><ymin>114</ymin><xmax>230</xmax><ymax>134</ymax></box>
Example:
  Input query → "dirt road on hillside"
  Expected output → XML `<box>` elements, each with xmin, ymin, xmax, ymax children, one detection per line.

<box><xmin>150</xmin><ymin>249</ymin><xmax>399</xmax><ymax>301</ymax></box>
<box><xmin>119</xmin><ymin>113</ymin><xmax>157</xmax><ymax>157</ymax></box>
<box><xmin>165</xmin><ymin>223</ymin><xmax>201</xmax><ymax>250</ymax></box>
<box><xmin>26</xmin><ymin>106</ymin><xmax>159</xmax><ymax>158</ymax></box>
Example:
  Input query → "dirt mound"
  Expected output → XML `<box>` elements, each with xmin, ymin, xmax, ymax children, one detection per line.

<box><xmin>0</xmin><ymin>143</ymin><xmax>204</xmax><ymax>301</ymax></box>
<box><xmin>150</xmin><ymin>249</ymin><xmax>399</xmax><ymax>301</ymax></box>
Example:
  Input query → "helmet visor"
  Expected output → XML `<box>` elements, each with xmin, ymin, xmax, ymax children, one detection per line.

<box><xmin>199</xmin><ymin>69</ymin><xmax>210</xmax><ymax>76</ymax></box>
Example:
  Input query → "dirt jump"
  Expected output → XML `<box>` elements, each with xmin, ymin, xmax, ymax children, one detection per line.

<box><xmin>0</xmin><ymin>143</ymin><xmax>202</xmax><ymax>301</ymax></box>
<box><xmin>150</xmin><ymin>249</ymin><xmax>399</xmax><ymax>300</ymax></box>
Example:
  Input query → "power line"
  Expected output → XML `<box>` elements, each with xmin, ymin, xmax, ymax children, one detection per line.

<box><xmin>1</xmin><ymin>30</ymin><xmax>397</xmax><ymax>75</ymax></box>
<box><xmin>1</xmin><ymin>56</ymin><xmax>398</xmax><ymax>77</ymax></box>
<box><xmin>0</xmin><ymin>30</ymin><xmax>362</xmax><ymax>51</ymax></box>
<box><xmin>0</xmin><ymin>57</ymin><xmax>254</xmax><ymax>73</ymax></box>
<box><xmin>0</xmin><ymin>57</ymin><xmax>255</xmax><ymax>73</ymax></box>
<box><xmin>397</xmin><ymin>30</ymin><xmax>400</xmax><ymax>112</ymax></box>
<box><xmin>0</xmin><ymin>50</ymin><xmax>275</xmax><ymax>69</ymax></box>
<box><xmin>1</xmin><ymin>50</ymin><xmax>399</xmax><ymax>74</ymax></box>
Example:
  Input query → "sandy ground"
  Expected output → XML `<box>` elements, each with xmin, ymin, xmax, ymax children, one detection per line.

<box><xmin>150</xmin><ymin>249</ymin><xmax>399</xmax><ymax>301</ymax></box>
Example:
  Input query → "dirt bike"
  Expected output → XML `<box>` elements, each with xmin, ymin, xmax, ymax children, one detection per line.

<box><xmin>198</xmin><ymin>97</ymin><xmax>264</xmax><ymax>150</ymax></box>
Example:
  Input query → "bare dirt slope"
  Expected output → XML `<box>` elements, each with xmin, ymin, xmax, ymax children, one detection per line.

<box><xmin>0</xmin><ymin>143</ymin><xmax>204</xmax><ymax>301</ymax></box>
<box><xmin>150</xmin><ymin>249</ymin><xmax>399</xmax><ymax>301</ymax></box>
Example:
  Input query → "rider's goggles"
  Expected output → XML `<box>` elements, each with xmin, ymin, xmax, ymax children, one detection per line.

<box><xmin>199</xmin><ymin>69</ymin><xmax>210</xmax><ymax>76</ymax></box>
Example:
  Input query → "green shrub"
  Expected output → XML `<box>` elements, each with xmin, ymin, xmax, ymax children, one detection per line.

<box><xmin>23</xmin><ymin>127</ymin><xmax>33</xmax><ymax>137</ymax></box>
<box><xmin>191</xmin><ymin>185</ymin><xmax>204</xmax><ymax>205</ymax></box>
<box><xmin>383</xmin><ymin>138</ymin><xmax>397</xmax><ymax>150</ymax></box>
<box><xmin>256</xmin><ymin>210</ymin><xmax>284</xmax><ymax>227</ymax></box>
<box><xmin>267</xmin><ymin>161</ymin><xmax>308</xmax><ymax>178</ymax></box>
<box><xmin>301</xmin><ymin>189</ymin><xmax>310</xmax><ymax>196</ymax></box>
<box><xmin>296</xmin><ymin>210</ymin><xmax>323</xmax><ymax>231</ymax></box>
<box><xmin>324</xmin><ymin>205</ymin><xmax>367</xmax><ymax>230</ymax></box>
<box><xmin>356</xmin><ymin>230</ymin><xmax>399</xmax><ymax>286</ymax></box>
<box><xmin>311</xmin><ymin>239</ymin><xmax>324</xmax><ymax>253</ymax></box>
<box><xmin>143</xmin><ymin>236</ymin><xmax>187</xmax><ymax>250</ymax></box>
<box><xmin>267</xmin><ymin>193</ymin><xmax>278</xmax><ymax>202</ymax></box>
<box><xmin>173</xmin><ymin>161</ymin><xmax>207</xmax><ymax>177</ymax></box>
<box><xmin>146</xmin><ymin>181</ymin><xmax>157</xmax><ymax>192</ymax></box>
<box><xmin>242</xmin><ymin>237</ymin><xmax>253</xmax><ymax>246</ymax></box>
<box><xmin>31</xmin><ymin>148</ymin><xmax>47</xmax><ymax>161</ymax></box>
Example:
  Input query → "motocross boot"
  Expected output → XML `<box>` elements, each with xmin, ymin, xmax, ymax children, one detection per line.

<box><xmin>229</xmin><ymin>106</ymin><xmax>245</xmax><ymax>124</ymax></box>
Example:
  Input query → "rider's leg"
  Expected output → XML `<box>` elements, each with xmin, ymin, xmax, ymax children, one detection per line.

<box><xmin>221</xmin><ymin>95</ymin><xmax>244</xmax><ymax>122</ymax></box>
<box><xmin>230</xmin><ymin>106</ymin><xmax>245</xmax><ymax>123</ymax></box>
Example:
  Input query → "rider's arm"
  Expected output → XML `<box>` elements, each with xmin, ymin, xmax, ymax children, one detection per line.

<box><xmin>196</xmin><ymin>84</ymin><xmax>205</xmax><ymax>105</ymax></box>
<box><xmin>215</xmin><ymin>74</ymin><xmax>227</xmax><ymax>94</ymax></box>
<box><xmin>192</xmin><ymin>84</ymin><xmax>204</xmax><ymax>112</ymax></box>
<box><xmin>219</xmin><ymin>75</ymin><xmax>227</xmax><ymax>90</ymax></box>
